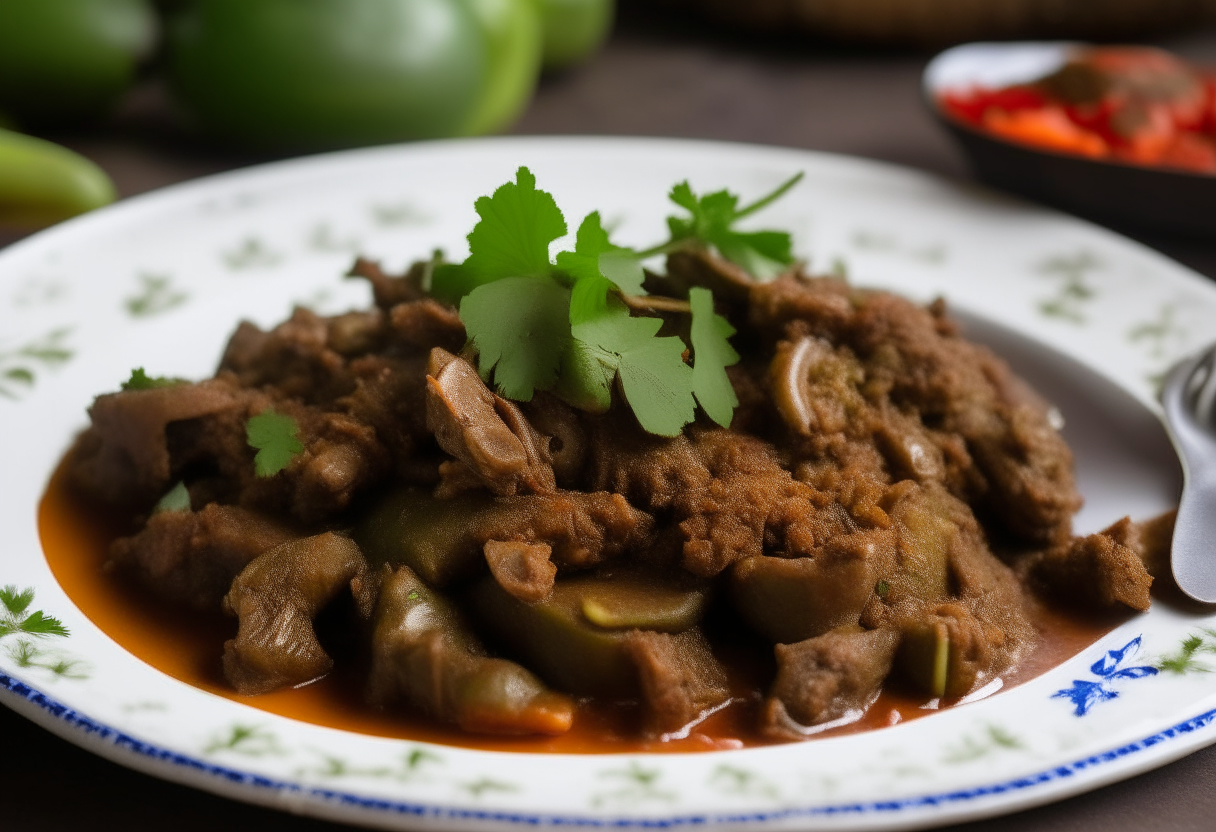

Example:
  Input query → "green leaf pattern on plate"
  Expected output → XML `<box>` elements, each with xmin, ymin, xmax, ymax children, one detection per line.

<box><xmin>1036</xmin><ymin>251</ymin><xmax>1102</xmax><ymax>323</ymax></box>
<box><xmin>125</xmin><ymin>273</ymin><xmax>188</xmax><ymax>318</ymax></box>
<box><xmin>0</xmin><ymin>328</ymin><xmax>73</xmax><ymax>400</ymax></box>
<box><xmin>0</xmin><ymin>585</ymin><xmax>86</xmax><ymax>680</ymax></box>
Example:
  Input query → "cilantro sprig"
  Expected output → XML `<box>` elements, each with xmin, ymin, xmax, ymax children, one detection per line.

<box><xmin>246</xmin><ymin>410</ymin><xmax>304</xmax><ymax>477</ymax></box>
<box><xmin>666</xmin><ymin>172</ymin><xmax>803</xmax><ymax>279</ymax></box>
<box><xmin>430</xmin><ymin>167</ymin><xmax>800</xmax><ymax>436</ymax></box>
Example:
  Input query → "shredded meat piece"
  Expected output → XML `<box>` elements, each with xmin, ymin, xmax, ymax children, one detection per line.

<box><xmin>481</xmin><ymin>491</ymin><xmax>654</xmax><ymax>570</ymax></box>
<box><xmin>219</xmin><ymin>308</ymin><xmax>355</xmax><ymax>403</ymax></box>
<box><xmin>426</xmin><ymin>348</ymin><xmax>556</xmax><ymax>496</ymax></box>
<box><xmin>1019</xmin><ymin>528</ymin><xmax>1154</xmax><ymax>611</ymax></box>
<box><xmin>347</xmin><ymin>256</ymin><xmax>427</xmax><ymax>308</ymax></box>
<box><xmin>625</xmin><ymin>629</ymin><xmax>731</xmax><ymax>737</ymax></box>
<box><xmin>1102</xmin><ymin>511</ymin><xmax>1176</xmax><ymax>581</ymax></box>
<box><xmin>222</xmin><ymin>532</ymin><xmax>373</xmax><ymax>695</ymax></box>
<box><xmin>764</xmin><ymin>627</ymin><xmax>900</xmax><ymax>738</ymax></box>
<box><xmin>484</xmin><ymin>540</ymin><xmax>556</xmax><ymax>602</ymax></box>
<box><xmin>389</xmin><ymin>299</ymin><xmax>466</xmax><ymax>354</ymax></box>
<box><xmin>338</xmin><ymin>354</ymin><xmax>433</xmax><ymax>482</ymax></box>
<box><xmin>109</xmin><ymin>503</ymin><xmax>299</xmax><ymax>611</ymax></box>
<box><xmin>589</xmin><ymin>423</ymin><xmax>854</xmax><ymax>577</ymax></box>
<box><xmin>71</xmin><ymin>379</ymin><xmax>242</xmax><ymax>506</ymax></box>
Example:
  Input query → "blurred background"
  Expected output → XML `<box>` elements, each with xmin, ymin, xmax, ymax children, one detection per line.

<box><xmin>4</xmin><ymin>0</ymin><xmax>1216</xmax><ymax>272</ymax></box>
<box><xmin>5</xmin><ymin>2</ymin><xmax>1216</xmax><ymax>830</ymax></box>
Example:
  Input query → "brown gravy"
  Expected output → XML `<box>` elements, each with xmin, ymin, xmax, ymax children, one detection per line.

<box><xmin>39</xmin><ymin>460</ymin><xmax>1126</xmax><ymax>754</ymax></box>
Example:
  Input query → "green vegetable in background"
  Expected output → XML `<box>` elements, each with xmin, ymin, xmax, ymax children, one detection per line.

<box><xmin>167</xmin><ymin>0</ymin><xmax>489</xmax><ymax>150</ymax></box>
<box><xmin>0</xmin><ymin>129</ymin><xmax>116</xmax><ymax>228</ymax></box>
<box><xmin>0</xmin><ymin>0</ymin><xmax>157</xmax><ymax>126</ymax></box>
<box><xmin>461</xmin><ymin>0</ymin><xmax>544</xmax><ymax>136</ymax></box>
<box><xmin>537</xmin><ymin>0</ymin><xmax>613</xmax><ymax>71</ymax></box>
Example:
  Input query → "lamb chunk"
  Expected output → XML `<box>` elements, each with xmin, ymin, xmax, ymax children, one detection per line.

<box><xmin>1021</xmin><ymin>530</ymin><xmax>1153</xmax><ymax>611</ymax></box>
<box><xmin>108</xmin><ymin>503</ymin><xmax>299</xmax><ymax>611</ymax></box>
<box><xmin>484</xmin><ymin>491</ymin><xmax>654</xmax><ymax>570</ymax></box>
<box><xmin>484</xmin><ymin>540</ymin><xmax>556</xmax><ymax>602</ymax></box>
<box><xmin>368</xmin><ymin>565</ymin><xmax>574</xmax><ymax>735</ymax></box>
<box><xmin>426</xmin><ymin>348</ymin><xmax>555</xmax><ymax>496</ymax></box>
<box><xmin>590</xmin><ymin>421</ymin><xmax>852</xmax><ymax>577</ymax></box>
<box><xmin>71</xmin><ymin>379</ymin><xmax>242</xmax><ymax>506</ymax></box>
<box><xmin>326</xmin><ymin>309</ymin><xmax>387</xmax><ymax>357</ymax></box>
<box><xmin>748</xmin><ymin>272</ymin><xmax>857</xmax><ymax>342</ymax></box>
<box><xmin>219</xmin><ymin>308</ymin><xmax>354</xmax><ymax>403</ymax></box>
<box><xmin>389</xmin><ymin>298</ymin><xmax>466</xmax><ymax>354</ymax></box>
<box><xmin>339</xmin><ymin>355</ymin><xmax>433</xmax><ymax>481</ymax></box>
<box><xmin>944</xmin><ymin>501</ymin><xmax>1037</xmax><ymax>682</ymax></box>
<box><xmin>222</xmin><ymin>532</ymin><xmax>373</xmax><ymax>694</ymax></box>
<box><xmin>893</xmin><ymin>601</ymin><xmax>1015</xmax><ymax>698</ymax></box>
<box><xmin>287</xmin><ymin>405</ymin><xmax>390</xmax><ymax>519</ymax></box>
<box><xmin>763</xmin><ymin>627</ymin><xmax>899</xmax><ymax>739</ymax></box>
<box><xmin>347</xmin><ymin>256</ymin><xmax>427</xmax><ymax>308</ymax></box>
<box><xmin>625</xmin><ymin>629</ymin><xmax>731</xmax><ymax>738</ymax></box>
<box><xmin>1102</xmin><ymin>511</ymin><xmax>1176</xmax><ymax>581</ymax></box>
<box><xmin>206</xmin><ymin>399</ymin><xmax>391</xmax><ymax>522</ymax></box>
<box><xmin>521</xmin><ymin>393</ymin><xmax>589</xmax><ymax>487</ymax></box>
<box><xmin>588</xmin><ymin>421</ymin><xmax>711</xmax><ymax>512</ymax></box>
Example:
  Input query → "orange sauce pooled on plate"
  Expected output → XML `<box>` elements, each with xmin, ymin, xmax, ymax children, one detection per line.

<box><xmin>38</xmin><ymin>460</ymin><xmax>1126</xmax><ymax>753</ymax></box>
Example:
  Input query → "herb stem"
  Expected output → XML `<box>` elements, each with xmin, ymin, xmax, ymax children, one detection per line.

<box><xmin>632</xmin><ymin>240</ymin><xmax>686</xmax><ymax>260</ymax></box>
<box><xmin>620</xmin><ymin>294</ymin><xmax>692</xmax><ymax>314</ymax></box>
<box><xmin>734</xmin><ymin>172</ymin><xmax>805</xmax><ymax>220</ymax></box>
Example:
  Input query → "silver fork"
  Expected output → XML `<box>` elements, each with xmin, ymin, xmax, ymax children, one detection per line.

<box><xmin>1161</xmin><ymin>343</ymin><xmax>1216</xmax><ymax>603</ymax></box>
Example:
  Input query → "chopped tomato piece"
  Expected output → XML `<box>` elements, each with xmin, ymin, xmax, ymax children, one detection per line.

<box><xmin>982</xmin><ymin>106</ymin><xmax>1108</xmax><ymax>158</ymax></box>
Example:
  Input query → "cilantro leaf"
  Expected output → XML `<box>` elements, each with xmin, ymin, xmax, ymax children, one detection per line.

<box><xmin>714</xmin><ymin>230</ymin><xmax>794</xmax><ymax>280</ymax></box>
<box><xmin>558</xmin><ymin>212</ymin><xmax>647</xmax><ymax>327</ymax></box>
<box><xmin>434</xmin><ymin>167</ymin><xmax>567</xmax><ymax>303</ymax></box>
<box><xmin>461</xmin><ymin>275</ymin><xmax>572</xmax><ymax>401</ymax></box>
<box><xmin>556</xmin><ymin>212</ymin><xmax>646</xmax><ymax>293</ymax></box>
<box><xmin>121</xmin><ymin>367</ymin><xmax>185</xmax><ymax>391</ymax></box>
<box><xmin>154</xmin><ymin>481</ymin><xmax>191</xmax><ymax>514</ymax></box>
<box><xmin>666</xmin><ymin>172</ymin><xmax>803</xmax><ymax>280</ymax></box>
<box><xmin>689</xmin><ymin>287</ymin><xmax>740</xmax><ymax>427</ymax></box>
<box><xmin>555</xmin><ymin>338</ymin><xmax>615</xmax><ymax>413</ymax></box>
<box><xmin>616</xmin><ymin>334</ymin><xmax>696</xmax><ymax>437</ymax></box>
<box><xmin>568</xmin><ymin>274</ymin><xmax>617</xmax><ymax>331</ymax></box>
<box><xmin>246</xmin><ymin>410</ymin><xmax>304</xmax><ymax>477</ymax></box>
<box><xmin>570</xmin><ymin>299</ymin><xmax>695</xmax><ymax>436</ymax></box>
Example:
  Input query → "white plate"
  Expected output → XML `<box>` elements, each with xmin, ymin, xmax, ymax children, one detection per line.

<box><xmin>2</xmin><ymin>136</ymin><xmax>1215</xmax><ymax>832</ymax></box>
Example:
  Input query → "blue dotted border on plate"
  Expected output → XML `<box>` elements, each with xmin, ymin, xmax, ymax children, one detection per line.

<box><xmin>4</xmin><ymin>670</ymin><xmax>1215</xmax><ymax>826</ymax></box>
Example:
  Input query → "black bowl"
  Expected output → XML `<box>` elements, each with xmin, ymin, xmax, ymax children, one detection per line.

<box><xmin>925</xmin><ymin>42</ymin><xmax>1216</xmax><ymax>240</ymax></box>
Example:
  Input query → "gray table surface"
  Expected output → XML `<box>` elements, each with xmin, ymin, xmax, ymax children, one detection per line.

<box><xmin>4</xmin><ymin>5</ymin><xmax>1216</xmax><ymax>830</ymax></box>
